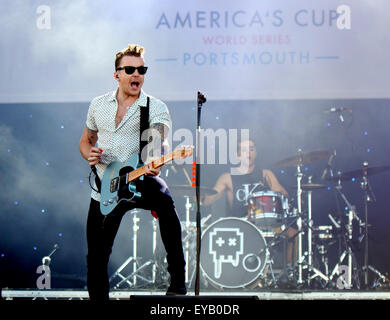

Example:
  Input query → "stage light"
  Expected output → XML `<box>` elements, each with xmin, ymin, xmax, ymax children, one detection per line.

<box><xmin>364</xmin><ymin>131</ymin><xmax>368</xmax><ymax>135</ymax></box>
<box><xmin>61</xmin><ymin>125</ymin><xmax>65</xmax><ymax>129</ymax></box>
<box><xmin>352</xmin><ymin>177</ymin><xmax>356</xmax><ymax>182</ymax></box>
<box><xmin>328</xmin><ymin>186</ymin><xmax>331</xmax><ymax>190</ymax></box>
<box><xmin>216</xmin><ymin>116</ymin><xmax>219</xmax><ymax>120</ymax></box>
<box><xmin>345</xmin><ymin>206</ymin><xmax>348</xmax><ymax>211</ymax></box>
<box><xmin>367</xmin><ymin>148</ymin><xmax>371</xmax><ymax>152</ymax></box>
<box><xmin>14</xmin><ymin>201</ymin><xmax>19</xmax><ymax>205</ymax></box>
<box><xmin>1</xmin><ymin>253</ymin><xmax>4</xmax><ymax>258</ymax></box>
<box><xmin>58</xmin><ymin>233</ymin><xmax>62</xmax><ymax>237</ymax></box>
<box><xmin>45</xmin><ymin>162</ymin><xmax>50</xmax><ymax>166</ymax></box>
<box><xmin>280</xmin><ymin>169</ymin><xmax>285</xmax><ymax>174</ymax></box>
<box><xmin>80</xmin><ymin>179</ymin><xmax>84</xmax><ymax>183</ymax></box>
<box><xmin>41</xmin><ymin>209</ymin><xmax>46</xmax><ymax>213</ymax></box>
<box><xmin>7</xmin><ymin>149</ymin><xmax>11</xmax><ymax>152</ymax></box>
<box><xmin>327</xmin><ymin>122</ymin><xmax>331</xmax><ymax>127</ymax></box>
<box><xmin>33</xmin><ymin>246</ymin><xmax>37</xmax><ymax>251</ymax></box>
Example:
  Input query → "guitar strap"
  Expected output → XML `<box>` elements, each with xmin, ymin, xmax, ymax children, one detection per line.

<box><xmin>139</xmin><ymin>96</ymin><xmax>150</xmax><ymax>164</ymax></box>
<box><xmin>91</xmin><ymin>96</ymin><xmax>150</xmax><ymax>194</ymax></box>
<box><xmin>140</xmin><ymin>97</ymin><xmax>159</xmax><ymax>219</ymax></box>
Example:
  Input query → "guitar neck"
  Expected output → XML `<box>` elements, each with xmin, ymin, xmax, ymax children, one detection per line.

<box><xmin>127</xmin><ymin>153</ymin><xmax>174</xmax><ymax>183</ymax></box>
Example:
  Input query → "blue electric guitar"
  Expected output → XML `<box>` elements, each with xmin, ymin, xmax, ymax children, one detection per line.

<box><xmin>100</xmin><ymin>146</ymin><xmax>193</xmax><ymax>215</ymax></box>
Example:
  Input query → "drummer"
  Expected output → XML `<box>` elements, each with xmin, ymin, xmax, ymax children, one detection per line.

<box><xmin>202</xmin><ymin>138</ymin><xmax>298</xmax><ymax>265</ymax></box>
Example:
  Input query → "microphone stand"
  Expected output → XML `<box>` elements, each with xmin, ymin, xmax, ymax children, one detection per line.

<box><xmin>194</xmin><ymin>91</ymin><xmax>206</xmax><ymax>296</ymax></box>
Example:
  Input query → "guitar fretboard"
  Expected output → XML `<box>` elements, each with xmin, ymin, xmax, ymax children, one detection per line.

<box><xmin>127</xmin><ymin>153</ymin><xmax>175</xmax><ymax>183</ymax></box>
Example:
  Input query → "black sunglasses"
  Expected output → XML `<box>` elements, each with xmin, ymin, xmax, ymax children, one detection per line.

<box><xmin>116</xmin><ymin>66</ymin><xmax>148</xmax><ymax>75</ymax></box>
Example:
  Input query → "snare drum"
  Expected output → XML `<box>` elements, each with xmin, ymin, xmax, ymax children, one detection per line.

<box><xmin>247</xmin><ymin>191</ymin><xmax>288</xmax><ymax>230</ymax></box>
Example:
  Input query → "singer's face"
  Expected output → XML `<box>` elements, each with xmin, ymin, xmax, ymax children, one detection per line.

<box><xmin>115</xmin><ymin>55</ymin><xmax>145</xmax><ymax>98</ymax></box>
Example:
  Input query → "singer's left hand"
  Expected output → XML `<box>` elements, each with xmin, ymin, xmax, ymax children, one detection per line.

<box><xmin>145</xmin><ymin>158</ymin><xmax>161</xmax><ymax>176</ymax></box>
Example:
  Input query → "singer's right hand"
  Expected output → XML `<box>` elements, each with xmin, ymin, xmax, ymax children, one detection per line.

<box><xmin>88</xmin><ymin>147</ymin><xmax>102</xmax><ymax>166</ymax></box>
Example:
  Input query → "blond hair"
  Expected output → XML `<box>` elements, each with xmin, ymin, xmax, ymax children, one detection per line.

<box><xmin>115</xmin><ymin>44</ymin><xmax>145</xmax><ymax>70</ymax></box>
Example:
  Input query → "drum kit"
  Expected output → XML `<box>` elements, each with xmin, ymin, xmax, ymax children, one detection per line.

<box><xmin>109</xmin><ymin>149</ymin><xmax>390</xmax><ymax>291</ymax></box>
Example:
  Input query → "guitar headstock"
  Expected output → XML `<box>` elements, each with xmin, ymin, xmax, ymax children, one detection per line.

<box><xmin>172</xmin><ymin>145</ymin><xmax>194</xmax><ymax>159</ymax></box>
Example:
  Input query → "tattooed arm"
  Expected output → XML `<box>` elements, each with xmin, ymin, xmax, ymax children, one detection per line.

<box><xmin>79</xmin><ymin>126</ymin><xmax>102</xmax><ymax>166</ymax></box>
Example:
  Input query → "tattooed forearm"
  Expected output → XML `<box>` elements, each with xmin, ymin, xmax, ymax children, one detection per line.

<box><xmin>87</xmin><ymin>128</ymin><xmax>98</xmax><ymax>146</ymax></box>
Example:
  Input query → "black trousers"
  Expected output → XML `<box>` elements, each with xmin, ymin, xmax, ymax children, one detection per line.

<box><xmin>86</xmin><ymin>175</ymin><xmax>185</xmax><ymax>301</ymax></box>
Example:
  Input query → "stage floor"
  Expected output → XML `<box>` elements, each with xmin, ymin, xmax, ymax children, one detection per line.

<box><xmin>2</xmin><ymin>288</ymin><xmax>390</xmax><ymax>300</ymax></box>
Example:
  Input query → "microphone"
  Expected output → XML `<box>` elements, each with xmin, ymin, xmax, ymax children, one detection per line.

<box><xmin>321</xmin><ymin>150</ymin><xmax>336</xmax><ymax>180</ymax></box>
<box><xmin>197</xmin><ymin>91</ymin><xmax>207</xmax><ymax>105</ymax></box>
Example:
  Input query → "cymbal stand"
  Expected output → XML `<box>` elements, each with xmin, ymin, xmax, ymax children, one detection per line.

<box><xmin>358</xmin><ymin>163</ymin><xmax>389</xmax><ymax>288</ymax></box>
<box><xmin>307</xmin><ymin>176</ymin><xmax>313</xmax><ymax>270</ymax></box>
<box><xmin>360</xmin><ymin>162</ymin><xmax>376</xmax><ymax>287</ymax></box>
<box><xmin>181</xmin><ymin>212</ymin><xmax>212</xmax><ymax>288</ymax></box>
<box><xmin>109</xmin><ymin>209</ymin><xmax>159</xmax><ymax>289</ymax></box>
<box><xmin>295</xmin><ymin>150</ymin><xmax>304</xmax><ymax>285</ymax></box>
<box><xmin>328</xmin><ymin>177</ymin><xmax>361</xmax><ymax>289</ymax></box>
<box><xmin>304</xmin><ymin>176</ymin><xmax>329</xmax><ymax>286</ymax></box>
<box><xmin>184</xmin><ymin>195</ymin><xmax>192</xmax><ymax>284</ymax></box>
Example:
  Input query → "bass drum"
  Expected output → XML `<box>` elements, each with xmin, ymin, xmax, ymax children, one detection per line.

<box><xmin>200</xmin><ymin>217</ymin><xmax>268</xmax><ymax>289</ymax></box>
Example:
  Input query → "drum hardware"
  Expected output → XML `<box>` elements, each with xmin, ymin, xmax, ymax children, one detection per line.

<box><xmin>109</xmin><ymin>209</ymin><xmax>161</xmax><ymax>289</ymax></box>
<box><xmin>326</xmin><ymin>163</ymin><xmax>390</xmax><ymax>288</ymax></box>
<box><xmin>293</xmin><ymin>183</ymin><xmax>327</xmax><ymax>191</ymax></box>
<box><xmin>181</xmin><ymin>213</ymin><xmax>212</xmax><ymax>288</ymax></box>
<box><xmin>287</xmin><ymin>149</ymin><xmax>305</xmax><ymax>285</ymax></box>
<box><xmin>276</xmin><ymin>148</ymin><xmax>331</xmax><ymax>287</ymax></box>
<box><xmin>300</xmin><ymin>176</ymin><xmax>329</xmax><ymax>286</ymax></box>
<box><xmin>326</xmin><ymin>176</ymin><xmax>363</xmax><ymax>289</ymax></box>
<box><xmin>260</xmin><ymin>217</ymin><xmax>299</xmax><ymax>288</ymax></box>
<box><xmin>170</xmin><ymin>185</ymin><xmax>216</xmax><ymax>287</ymax></box>
<box><xmin>361</xmin><ymin>162</ymin><xmax>376</xmax><ymax>288</ymax></box>
<box><xmin>247</xmin><ymin>190</ymin><xmax>299</xmax><ymax>288</ymax></box>
<box><xmin>325</xmin><ymin>165</ymin><xmax>390</xmax><ymax>182</ymax></box>
<box><xmin>362</xmin><ymin>266</ymin><xmax>390</xmax><ymax>288</ymax></box>
<box><xmin>316</xmin><ymin>244</ymin><xmax>329</xmax><ymax>279</ymax></box>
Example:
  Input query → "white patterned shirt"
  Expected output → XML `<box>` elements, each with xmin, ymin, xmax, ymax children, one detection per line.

<box><xmin>86</xmin><ymin>89</ymin><xmax>171</xmax><ymax>201</ymax></box>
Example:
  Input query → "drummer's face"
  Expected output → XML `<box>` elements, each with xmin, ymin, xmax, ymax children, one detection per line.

<box><xmin>239</xmin><ymin>140</ymin><xmax>257</xmax><ymax>165</ymax></box>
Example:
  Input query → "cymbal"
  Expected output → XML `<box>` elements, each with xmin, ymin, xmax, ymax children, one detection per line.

<box><xmin>169</xmin><ymin>185</ymin><xmax>218</xmax><ymax>196</ymax></box>
<box><xmin>293</xmin><ymin>183</ymin><xmax>327</xmax><ymax>191</ymax></box>
<box><xmin>326</xmin><ymin>165</ymin><xmax>390</xmax><ymax>182</ymax></box>
<box><xmin>274</xmin><ymin>150</ymin><xmax>330</xmax><ymax>167</ymax></box>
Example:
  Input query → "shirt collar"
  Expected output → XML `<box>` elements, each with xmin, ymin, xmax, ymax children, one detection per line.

<box><xmin>110</xmin><ymin>89</ymin><xmax>147</xmax><ymax>107</ymax></box>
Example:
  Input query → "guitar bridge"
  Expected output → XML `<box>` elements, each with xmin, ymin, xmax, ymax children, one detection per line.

<box><xmin>110</xmin><ymin>177</ymin><xmax>119</xmax><ymax>193</ymax></box>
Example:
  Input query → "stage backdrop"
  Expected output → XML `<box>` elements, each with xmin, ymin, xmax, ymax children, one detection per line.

<box><xmin>0</xmin><ymin>0</ymin><xmax>389</xmax><ymax>102</ymax></box>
